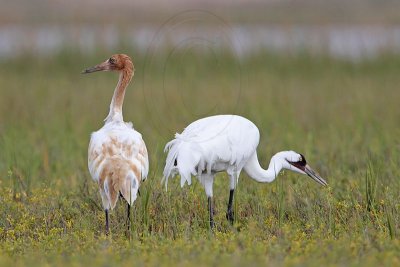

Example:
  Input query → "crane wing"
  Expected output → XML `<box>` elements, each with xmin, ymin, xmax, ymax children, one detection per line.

<box><xmin>88</xmin><ymin>122</ymin><xmax>149</xmax><ymax>184</ymax></box>
<box><xmin>163</xmin><ymin>115</ymin><xmax>260</xmax><ymax>189</ymax></box>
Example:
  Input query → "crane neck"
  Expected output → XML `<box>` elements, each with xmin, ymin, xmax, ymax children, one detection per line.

<box><xmin>105</xmin><ymin>67</ymin><xmax>134</xmax><ymax>123</ymax></box>
<box><xmin>243</xmin><ymin>152</ymin><xmax>283</xmax><ymax>183</ymax></box>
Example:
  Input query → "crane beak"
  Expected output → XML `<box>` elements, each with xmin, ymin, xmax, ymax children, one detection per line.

<box><xmin>81</xmin><ymin>61</ymin><xmax>110</xmax><ymax>74</ymax></box>
<box><xmin>304</xmin><ymin>164</ymin><xmax>328</xmax><ymax>186</ymax></box>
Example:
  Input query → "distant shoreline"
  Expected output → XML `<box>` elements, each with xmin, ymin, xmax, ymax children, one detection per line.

<box><xmin>1</xmin><ymin>23</ymin><xmax>399</xmax><ymax>60</ymax></box>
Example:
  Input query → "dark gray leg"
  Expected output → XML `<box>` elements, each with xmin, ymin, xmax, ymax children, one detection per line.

<box><xmin>127</xmin><ymin>203</ymin><xmax>131</xmax><ymax>231</ymax></box>
<box><xmin>105</xmin><ymin>209</ymin><xmax>110</xmax><ymax>234</ymax></box>
<box><xmin>226</xmin><ymin>189</ymin><xmax>234</xmax><ymax>224</ymax></box>
<box><xmin>208</xmin><ymin>197</ymin><xmax>214</xmax><ymax>229</ymax></box>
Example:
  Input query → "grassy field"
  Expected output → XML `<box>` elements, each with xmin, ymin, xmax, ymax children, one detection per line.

<box><xmin>0</xmin><ymin>51</ymin><xmax>399</xmax><ymax>266</ymax></box>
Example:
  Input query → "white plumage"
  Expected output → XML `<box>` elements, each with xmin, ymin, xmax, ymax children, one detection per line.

<box><xmin>164</xmin><ymin>115</ymin><xmax>259</xmax><ymax>188</ymax></box>
<box><xmin>163</xmin><ymin>114</ymin><xmax>327</xmax><ymax>228</ymax></box>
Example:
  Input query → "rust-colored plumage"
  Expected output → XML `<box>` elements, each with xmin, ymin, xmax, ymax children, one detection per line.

<box><xmin>83</xmin><ymin>54</ymin><xmax>149</xmax><ymax>234</ymax></box>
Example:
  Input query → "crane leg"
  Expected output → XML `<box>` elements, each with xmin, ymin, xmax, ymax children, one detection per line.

<box><xmin>202</xmin><ymin>174</ymin><xmax>215</xmax><ymax>230</ymax></box>
<box><xmin>208</xmin><ymin>197</ymin><xmax>214</xmax><ymax>229</ymax></box>
<box><xmin>226</xmin><ymin>189</ymin><xmax>235</xmax><ymax>224</ymax></box>
<box><xmin>125</xmin><ymin>202</ymin><xmax>131</xmax><ymax>238</ymax></box>
<box><xmin>126</xmin><ymin>203</ymin><xmax>131</xmax><ymax>231</ymax></box>
<box><xmin>105</xmin><ymin>209</ymin><xmax>110</xmax><ymax>235</ymax></box>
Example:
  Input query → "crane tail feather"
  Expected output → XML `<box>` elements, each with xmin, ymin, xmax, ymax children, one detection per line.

<box><xmin>162</xmin><ymin>139</ymin><xmax>180</xmax><ymax>190</ymax></box>
<box><xmin>163</xmin><ymin>136</ymin><xmax>202</xmax><ymax>191</ymax></box>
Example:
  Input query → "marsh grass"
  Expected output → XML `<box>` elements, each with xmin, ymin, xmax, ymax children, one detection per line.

<box><xmin>0</xmin><ymin>51</ymin><xmax>399</xmax><ymax>266</ymax></box>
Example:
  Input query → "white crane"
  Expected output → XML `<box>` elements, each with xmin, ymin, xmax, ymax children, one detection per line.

<box><xmin>82</xmin><ymin>54</ymin><xmax>149</xmax><ymax>234</ymax></box>
<box><xmin>163</xmin><ymin>115</ymin><xmax>327</xmax><ymax>229</ymax></box>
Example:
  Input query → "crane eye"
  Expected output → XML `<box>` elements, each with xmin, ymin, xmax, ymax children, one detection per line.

<box><xmin>298</xmin><ymin>154</ymin><xmax>307</xmax><ymax>165</ymax></box>
<box><xmin>109</xmin><ymin>57</ymin><xmax>116</xmax><ymax>64</ymax></box>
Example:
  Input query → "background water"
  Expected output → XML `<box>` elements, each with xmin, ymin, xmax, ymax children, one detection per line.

<box><xmin>1</xmin><ymin>0</ymin><xmax>400</xmax><ymax>60</ymax></box>
<box><xmin>1</xmin><ymin>24</ymin><xmax>400</xmax><ymax>60</ymax></box>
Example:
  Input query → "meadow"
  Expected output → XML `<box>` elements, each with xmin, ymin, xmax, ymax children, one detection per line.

<box><xmin>0</xmin><ymin>50</ymin><xmax>399</xmax><ymax>266</ymax></box>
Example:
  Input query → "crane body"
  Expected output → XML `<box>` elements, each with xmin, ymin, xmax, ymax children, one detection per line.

<box><xmin>83</xmin><ymin>54</ymin><xmax>149</xmax><ymax>234</ymax></box>
<box><xmin>163</xmin><ymin>115</ymin><xmax>327</xmax><ymax>228</ymax></box>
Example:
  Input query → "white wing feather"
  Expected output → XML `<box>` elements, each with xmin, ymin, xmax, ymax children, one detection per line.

<box><xmin>163</xmin><ymin>115</ymin><xmax>260</xmax><ymax>189</ymax></box>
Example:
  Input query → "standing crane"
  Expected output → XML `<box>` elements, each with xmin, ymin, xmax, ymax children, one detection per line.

<box><xmin>163</xmin><ymin>115</ymin><xmax>327</xmax><ymax>229</ymax></box>
<box><xmin>82</xmin><ymin>54</ymin><xmax>149</xmax><ymax>234</ymax></box>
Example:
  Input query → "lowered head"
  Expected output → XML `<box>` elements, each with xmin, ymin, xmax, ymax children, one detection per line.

<box><xmin>82</xmin><ymin>54</ymin><xmax>134</xmax><ymax>74</ymax></box>
<box><xmin>274</xmin><ymin>151</ymin><xmax>328</xmax><ymax>186</ymax></box>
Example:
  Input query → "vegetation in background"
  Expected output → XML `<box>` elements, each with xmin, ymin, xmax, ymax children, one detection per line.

<box><xmin>0</xmin><ymin>51</ymin><xmax>399</xmax><ymax>266</ymax></box>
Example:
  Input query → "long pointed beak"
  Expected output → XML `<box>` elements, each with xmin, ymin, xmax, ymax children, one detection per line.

<box><xmin>81</xmin><ymin>61</ymin><xmax>110</xmax><ymax>74</ymax></box>
<box><xmin>304</xmin><ymin>164</ymin><xmax>328</xmax><ymax>186</ymax></box>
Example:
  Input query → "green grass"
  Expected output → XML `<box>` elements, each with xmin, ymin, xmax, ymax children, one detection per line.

<box><xmin>0</xmin><ymin>51</ymin><xmax>399</xmax><ymax>266</ymax></box>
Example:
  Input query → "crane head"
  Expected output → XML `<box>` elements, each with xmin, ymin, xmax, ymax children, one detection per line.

<box><xmin>278</xmin><ymin>151</ymin><xmax>328</xmax><ymax>186</ymax></box>
<box><xmin>81</xmin><ymin>54</ymin><xmax>134</xmax><ymax>74</ymax></box>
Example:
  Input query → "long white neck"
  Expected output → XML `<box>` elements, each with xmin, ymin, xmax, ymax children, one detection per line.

<box><xmin>243</xmin><ymin>152</ymin><xmax>283</xmax><ymax>183</ymax></box>
<box><xmin>105</xmin><ymin>69</ymin><xmax>133</xmax><ymax>123</ymax></box>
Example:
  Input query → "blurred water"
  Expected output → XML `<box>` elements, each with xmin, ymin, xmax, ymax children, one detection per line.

<box><xmin>1</xmin><ymin>24</ymin><xmax>400</xmax><ymax>60</ymax></box>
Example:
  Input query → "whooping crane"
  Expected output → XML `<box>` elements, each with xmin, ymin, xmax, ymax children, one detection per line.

<box><xmin>163</xmin><ymin>115</ymin><xmax>327</xmax><ymax>229</ymax></box>
<box><xmin>82</xmin><ymin>54</ymin><xmax>149</xmax><ymax>234</ymax></box>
